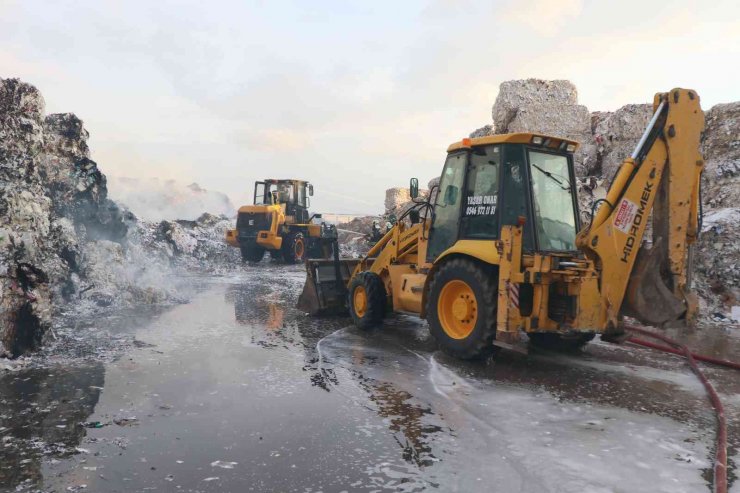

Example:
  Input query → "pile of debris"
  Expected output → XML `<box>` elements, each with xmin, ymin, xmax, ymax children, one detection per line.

<box><xmin>490</xmin><ymin>79</ymin><xmax>596</xmax><ymax>176</ymax></box>
<box><xmin>0</xmin><ymin>78</ymin><xmax>239</xmax><ymax>358</ymax></box>
<box><xmin>591</xmin><ymin>104</ymin><xmax>653</xmax><ymax>180</ymax></box>
<box><xmin>464</xmin><ymin>79</ymin><xmax>739</xmax><ymax>323</ymax></box>
<box><xmin>694</xmin><ymin>102</ymin><xmax>740</xmax><ymax>321</ymax></box>
<box><xmin>335</xmin><ymin>216</ymin><xmax>379</xmax><ymax>257</ymax></box>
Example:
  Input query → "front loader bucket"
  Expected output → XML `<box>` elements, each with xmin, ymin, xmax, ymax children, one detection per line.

<box><xmin>622</xmin><ymin>238</ymin><xmax>687</xmax><ymax>326</ymax></box>
<box><xmin>297</xmin><ymin>258</ymin><xmax>360</xmax><ymax>315</ymax></box>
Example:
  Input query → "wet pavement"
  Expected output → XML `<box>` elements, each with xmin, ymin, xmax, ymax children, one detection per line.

<box><xmin>1</xmin><ymin>265</ymin><xmax>739</xmax><ymax>492</ymax></box>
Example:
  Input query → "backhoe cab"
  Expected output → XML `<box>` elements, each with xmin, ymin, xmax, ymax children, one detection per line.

<box><xmin>225</xmin><ymin>179</ymin><xmax>333</xmax><ymax>263</ymax></box>
<box><xmin>299</xmin><ymin>89</ymin><xmax>705</xmax><ymax>359</ymax></box>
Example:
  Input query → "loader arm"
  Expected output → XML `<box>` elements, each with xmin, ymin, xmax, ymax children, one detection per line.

<box><xmin>576</xmin><ymin>88</ymin><xmax>705</xmax><ymax>328</ymax></box>
<box><xmin>353</xmin><ymin>220</ymin><xmax>424</xmax><ymax>285</ymax></box>
<box><xmin>298</xmin><ymin>218</ymin><xmax>427</xmax><ymax>315</ymax></box>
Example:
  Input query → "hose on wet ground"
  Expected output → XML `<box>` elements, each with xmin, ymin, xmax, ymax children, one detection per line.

<box><xmin>623</xmin><ymin>324</ymin><xmax>734</xmax><ymax>493</ymax></box>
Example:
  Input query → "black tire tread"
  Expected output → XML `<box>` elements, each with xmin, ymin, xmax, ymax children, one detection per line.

<box><xmin>426</xmin><ymin>258</ymin><xmax>498</xmax><ymax>360</ymax></box>
<box><xmin>241</xmin><ymin>243</ymin><xmax>265</xmax><ymax>263</ymax></box>
<box><xmin>281</xmin><ymin>232</ymin><xmax>305</xmax><ymax>264</ymax></box>
<box><xmin>348</xmin><ymin>271</ymin><xmax>387</xmax><ymax>329</ymax></box>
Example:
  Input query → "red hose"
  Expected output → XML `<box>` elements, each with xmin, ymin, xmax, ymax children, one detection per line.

<box><xmin>623</xmin><ymin>325</ymin><xmax>730</xmax><ymax>493</ymax></box>
<box><xmin>627</xmin><ymin>337</ymin><xmax>740</xmax><ymax>370</ymax></box>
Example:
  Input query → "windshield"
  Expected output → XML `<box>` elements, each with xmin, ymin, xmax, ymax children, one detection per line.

<box><xmin>254</xmin><ymin>183</ymin><xmax>275</xmax><ymax>205</ymax></box>
<box><xmin>254</xmin><ymin>182</ymin><xmax>298</xmax><ymax>205</ymax></box>
<box><xmin>528</xmin><ymin>150</ymin><xmax>578</xmax><ymax>251</ymax></box>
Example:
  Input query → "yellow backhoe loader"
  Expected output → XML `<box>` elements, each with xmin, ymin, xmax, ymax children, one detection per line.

<box><xmin>299</xmin><ymin>89</ymin><xmax>705</xmax><ymax>358</ymax></box>
<box><xmin>225</xmin><ymin>179</ymin><xmax>333</xmax><ymax>263</ymax></box>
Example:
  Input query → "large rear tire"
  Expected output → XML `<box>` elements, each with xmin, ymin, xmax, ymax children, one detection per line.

<box><xmin>241</xmin><ymin>243</ymin><xmax>265</xmax><ymax>263</ymax></box>
<box><xmin>426</xmin><ymin>258</ymin><xmax>498</xmax><ymax>360</ymax></box>
<box><xmin>281</xmin><ymin>232</ymin><xmax>306</xmax><ymax>264</ymax></box>
<box><xmin>348</xmin><ymin>272</ymin><xmax>387</xmax><ymax>329</ymax></box>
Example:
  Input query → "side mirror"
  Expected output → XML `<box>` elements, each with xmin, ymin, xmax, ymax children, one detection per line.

<box><xmin>308</xmin><ymin>184</ymin><xmax>314</xmax><ymax>196</ymax></box>
<box><xmin>409</xmin><ymin>178</ymin><xmax>419</xmax><ymax>199</ymax></box>
<box><xmin>443</xmin><ymin>185</ymin><xmax>458</xmax><ymax>206</ymax></box>
<box><xmin>313</xmin><ymin>213</ymin><xmax>322</xmax><ymax>218</ymax></box>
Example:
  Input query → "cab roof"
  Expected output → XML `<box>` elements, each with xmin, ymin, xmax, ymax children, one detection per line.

<box><xmin>261</xmin><ymin>179</ymin><xmax>309</xmax><ymax>184</ymax></box>
<box><xmin>447</xmin><ymin>132</ymin><xmax>580</xmax><ymax>153</ymax></box>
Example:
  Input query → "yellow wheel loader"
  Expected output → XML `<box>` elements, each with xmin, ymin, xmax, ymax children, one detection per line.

<box><xmin>225</xmin><ymin>179</ymin><xmax>333</xmax><ymax>263</ymax></box>
<box><xmin>299</xmin><ymin>89</ymin><xmax>706</xmax><ymax>359</ymax></box>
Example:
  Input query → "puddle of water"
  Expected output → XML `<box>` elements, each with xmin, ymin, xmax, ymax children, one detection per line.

<box><xmin>0</xmin><ymin>265</ymin><xmax>736</xmax><ymax>492</ymax></box>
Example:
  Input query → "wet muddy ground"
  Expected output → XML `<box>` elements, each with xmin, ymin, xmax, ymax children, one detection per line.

<box><xmin>1</xmin><ymin>265</ymin><xmax>739</xmax><ymax>492</ymax></box>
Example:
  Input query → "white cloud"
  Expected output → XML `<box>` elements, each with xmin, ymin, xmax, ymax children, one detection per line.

<box><xmin>1</xmin><ymin>0</ymin><xmax>737</xmax><ymax>215</ymax></box>
<box><xmin>501</xmin><ymin>0</ymin><xmax>584</xmax><ymax>36</ymax></box>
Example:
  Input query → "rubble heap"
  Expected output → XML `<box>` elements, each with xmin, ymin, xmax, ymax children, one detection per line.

<box><xmin>702</xmin><ymin>102</ymin><xmax>740</xmax><ymax>208</ymax></box>
<box><xmin>694</xmin><ymin>102</ymin><xmax>740</xmax><ymax>319</ymax></box>
<box><xmin>385</xmin><ymin>187</ymin><xmax>411</xmax><ymax>217</ymax></box>
<box><xmin>0</xmin><ymin>78</ymin><xmax>240</xmax><ymax>358</ymax></box>
<box><xmin>1</xmin><ymin>79</ymin><xmax>69</xmax><ymax>357</ymax></box>
<box><xmin>592</xmin><ymin>104</ymin><xmax>654</xmax><ymax>180</ymax></box>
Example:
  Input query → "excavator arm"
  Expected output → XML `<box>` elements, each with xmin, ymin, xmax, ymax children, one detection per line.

<box><xmin>576</xmin><ymin>88</ymin><xmax>705</xmax><ymax>328</ymax></box>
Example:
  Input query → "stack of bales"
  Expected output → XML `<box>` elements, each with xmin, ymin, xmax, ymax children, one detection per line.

<box><xmin>491</xmin><ymin>79</ymin><xmax>597</xmax><ymax>176</ymax></box>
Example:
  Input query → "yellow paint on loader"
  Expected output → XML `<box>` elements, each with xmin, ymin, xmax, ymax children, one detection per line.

<box><xmin>302</xmin><ymin>89</ymin><xmax>706</xmax><ymax>359</ymax></box>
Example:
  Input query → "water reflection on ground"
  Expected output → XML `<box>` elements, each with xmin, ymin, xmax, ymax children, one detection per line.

<box><xmin>0</xmin><ymin>265</ymin><xmax>737</xmax><ymax>492</ymax></box>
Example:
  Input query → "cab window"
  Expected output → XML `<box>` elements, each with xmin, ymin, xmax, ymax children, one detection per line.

<box><xmin>500</xmin><ymin>145</ymin><xmax>534</xmax><ymax>250</ymax></box>
<box><xmin>461</xmin><ymin>145</ymin><xmax>500</xmax><ymax>238</ymax></box>
<box><xmin>427</xmin><ymin>152</ymin><xmax>466</xmax><ymax>260</ymax></box>
<box><xmin>528</xmin><ymin>150</ymin><xmax>578</xmax><ymax>251</ymax></box>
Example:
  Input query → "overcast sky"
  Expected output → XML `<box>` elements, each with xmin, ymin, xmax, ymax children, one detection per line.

<box><xmin>2</xmin><ymin>0</ymin><xmax>738</xmax><ymax>214</ymax></box>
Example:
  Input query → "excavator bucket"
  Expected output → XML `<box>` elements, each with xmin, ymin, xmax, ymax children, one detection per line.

<box><xmin>622</xmin><ymin>237</ymin><xmax>687</xmax><ymax>326</ymax></box>
<box><xmin>297</xmin><ymin>258</ymin><xmax>359</xmax><ymax>315</ymax></box>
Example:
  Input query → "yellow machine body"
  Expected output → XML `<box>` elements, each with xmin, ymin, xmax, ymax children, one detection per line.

<box><xmin>301</xmin><ymin>89</ymin><xmax>705</xmax><ymax>356</ymax></box>
<box><xmin>226</xmin><ymin>179</ymin><xmax>330</xmax><ymax>263</ymax></box>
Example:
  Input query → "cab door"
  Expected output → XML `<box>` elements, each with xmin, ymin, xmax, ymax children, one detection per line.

<box><xmin>427</xmin><ymin>151</ymin><xmax>467</xmax><ymax>261</ymax></box>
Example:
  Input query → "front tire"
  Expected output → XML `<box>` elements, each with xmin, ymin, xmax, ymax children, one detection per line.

<box><xmin>241</xmin><ymin>243</ymin><xmax>265</xmax><ymax>263</ymax></box>
<box><xmin>426</xmin><ymin>258</ymin><xmax>498</xmax><ymax>360</ymax></box>
<box><xmin>348</xmin><ymin>272</ymin><xmax>387</xmax><ymax>329</ymax></box>
<box><xmin>281</xmin><ymin>232</ymin><xmax>306</xmax><ymax>264</ymax></box>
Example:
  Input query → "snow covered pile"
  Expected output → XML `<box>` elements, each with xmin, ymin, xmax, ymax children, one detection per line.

<box><xmin>107</xmin><ymin>177</ymin><xmax>235</xmax><ymax>222</ymax></box>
